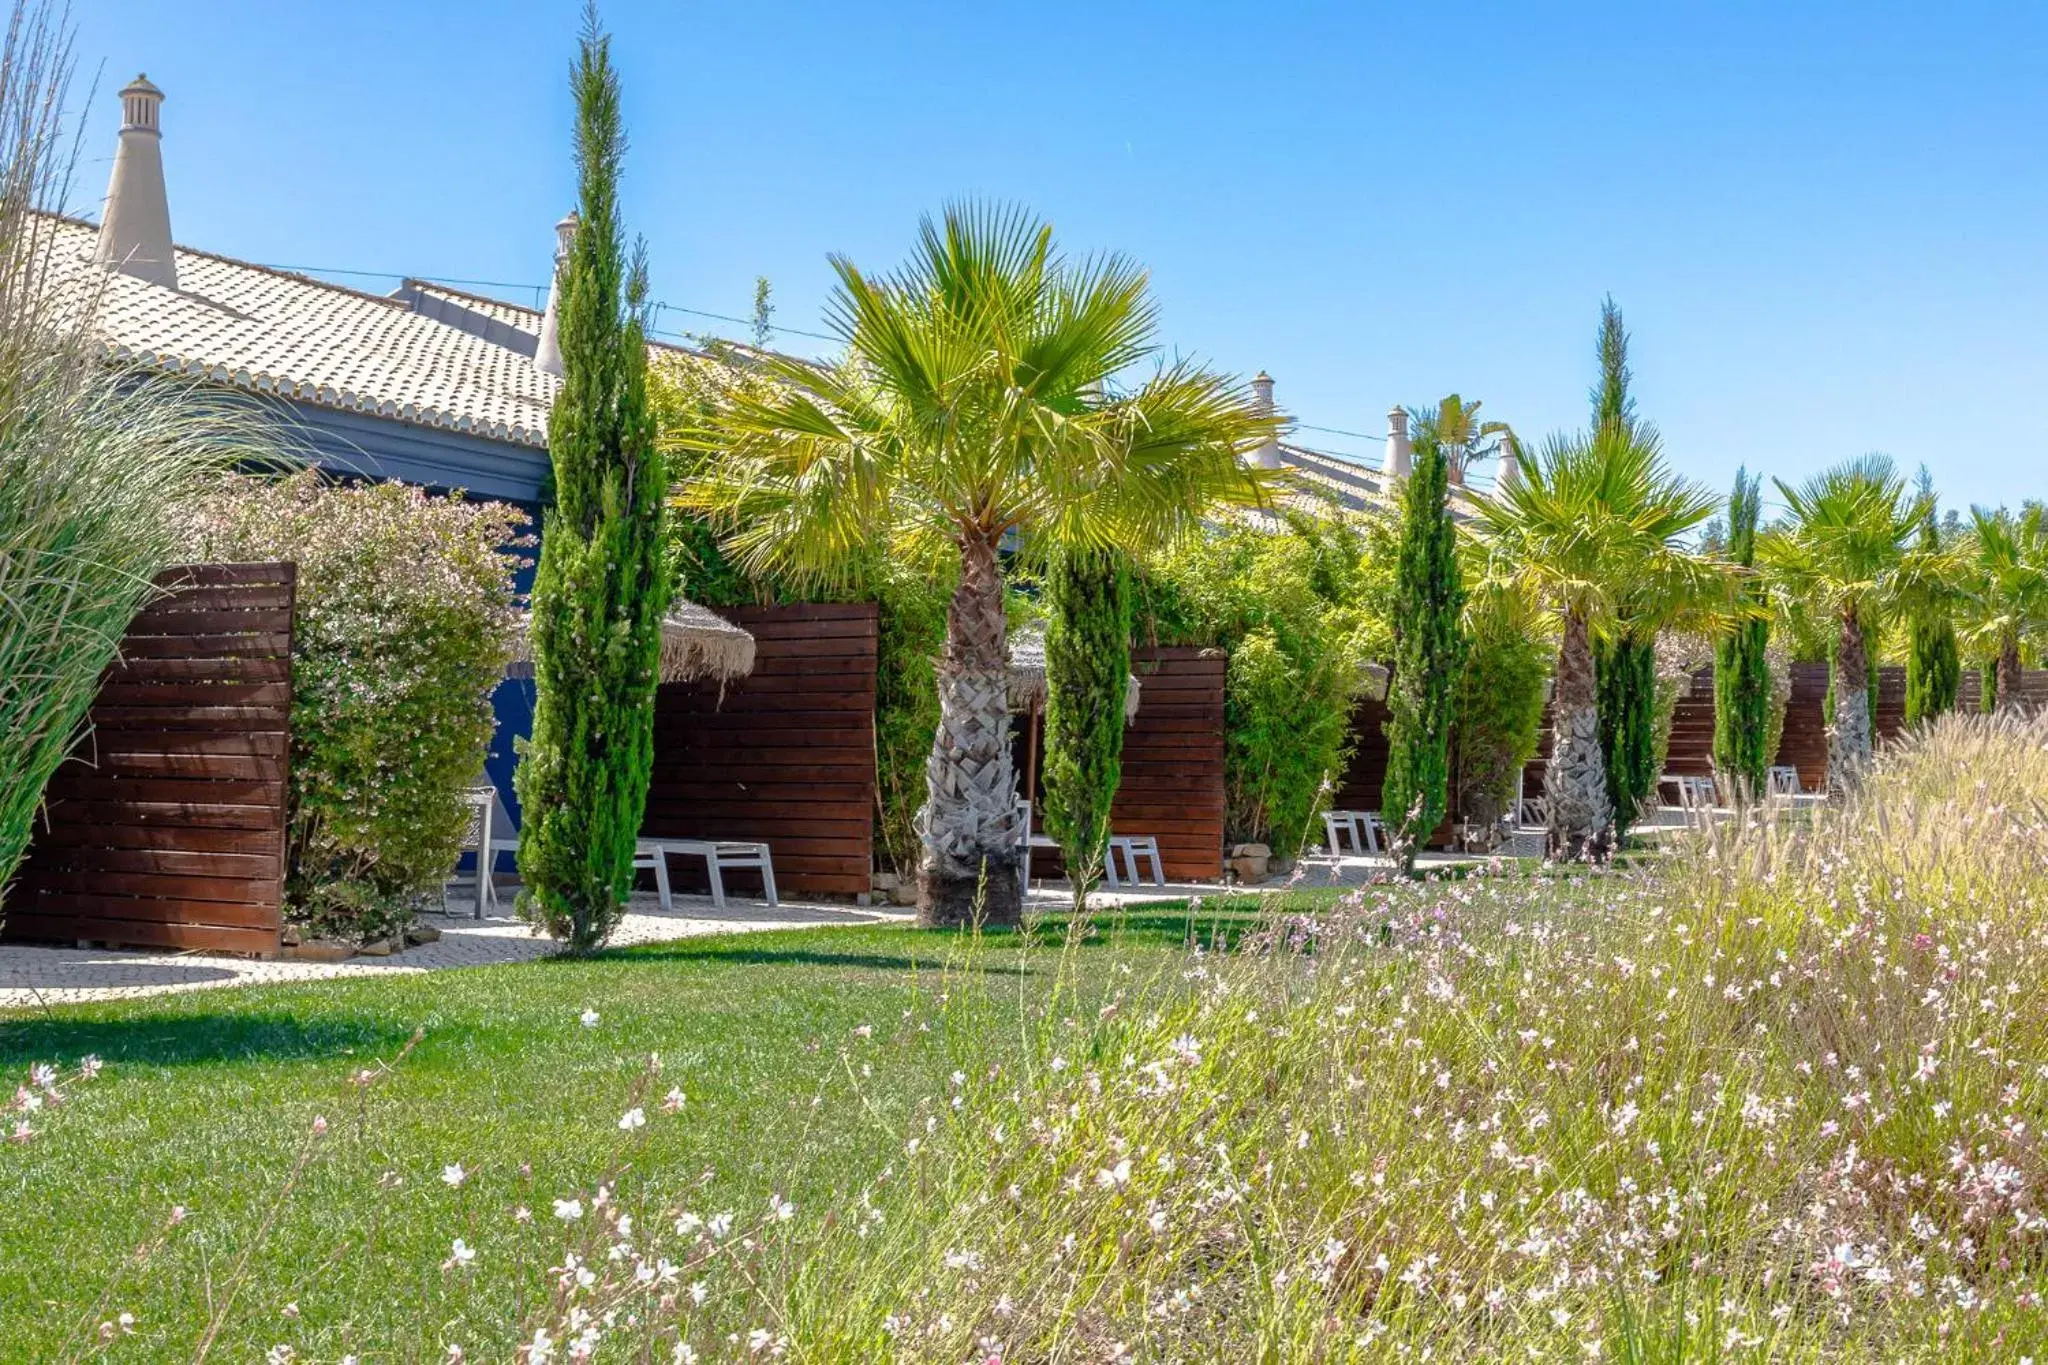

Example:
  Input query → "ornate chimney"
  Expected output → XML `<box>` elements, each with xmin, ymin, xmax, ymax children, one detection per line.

<box><xmin>1248</xmin><ymin>371</ymin><xmax>1282</xmax><ymax>470</ymax></box>
<box><xmin>95</xmin><ymin>75</ymin><xmax>177</xmax><ymax>288</ymax></box>
<box><xmin>1385</xmin><ymin>406</ymin><xmax>1412</xmax><ymax>480</ymax></box>
<box><xmin>533</xmin><ymin>211</ymin><xmax>578</xmax><ymax>376</ymax></box>
<box><xmin>1496</xmin><ymin>431</ymin><xmax>1521</xmax><ymax>492</ymax></box>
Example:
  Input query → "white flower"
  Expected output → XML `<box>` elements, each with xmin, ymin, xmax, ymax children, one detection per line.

<box><xmin>618</xmin><ymin>1107</ymin><xmax>647</xmax><ymax>1132</ymax></box>
<box><xmin>579</xmin><ymin>1009</ymin><xmax>600</xmax><ymax>1028</ymax></box>
<box><xmin>554</xmin><ymin>1198</ymin><xmax>584</xmax><ymax>1222</ymax></box>
<box><xmin>1095</xmin><ymin>1159</ymin><xmax>1132</xmax><ymax>1189</ymax></box>
<box><xmin>769</xmin><ymin>1193</ymin><xmax>796</xmax><ymax>1222</ymax></box>
<box><xmin>441</xmin><ymin>1162</ymin><xmax>467</xmax><ymax>1187</ymax></box>
<box><xmin>661</xmin><ymin>1087</ymin><xmax>686</xmax><ymax>1114</ymax></box>
<box><xmin>447</xmin><ymin>1237</ymin><xmax>477</xmax><ymax>1267</ymax></box>
<box><xmin>266</xmin><ymin>1348</ymin><xmax>295</xmax><ymax>1365</ymax></box>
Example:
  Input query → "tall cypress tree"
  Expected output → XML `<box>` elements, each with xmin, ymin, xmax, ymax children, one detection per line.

<box><xmin>1713</xmin><ymin>468</ymin><xmax>1773</xmax><ymax>797</ymax></box>
<box><xmin>1380</xmin><ymin>426</ymin><xmax>1466</xmax><ymax>872</ymax></box>
<box><xmin>1590</xmin><ymin>298</ymin><xmax>1661</xmax><ymax>840</ymax></box>
<box><xmin>1041</xmin><ymin>546</ymin><xmax>1133</xmax><ymax>908</ymax></box>
<box><xmin>1904</xmin><ymin>505</ymin><xmax>1960</xmax><ymax>726</ymax></box>
<box><xmin>517</xmin><ymin>11</ymin><xmax>671</xmax><ymax>952</ymax></box>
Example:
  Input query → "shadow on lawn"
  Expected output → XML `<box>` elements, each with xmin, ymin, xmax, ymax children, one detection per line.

<box><xmin>0</xmin><ymin>1010</ymin><xmax>412</xmax><ymax>1069</ymax></box>
<box><xmin>596</xmin><ymin>945</ymin><xmax>1034</xmax><ymax>976</ymax></box>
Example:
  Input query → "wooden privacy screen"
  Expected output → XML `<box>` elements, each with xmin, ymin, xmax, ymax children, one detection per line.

<box><xmin>1105</xmin><ymin>647</ymin><xmax>1226</xmax><ymax>881</ymax></box>
<box><xmin>1015</xmin><ymin>645</ymin><xmax>1228</xmax><ymax>883</ymax></box>
<box><xmin>643</xmin><ymin>603</ymin><xmax>878</xmax><ymax>898</ymax></box>
<box><xmin>4</xmin><ymin>563</ymin><xmax>294</xmax><ymax>957</ymax></box>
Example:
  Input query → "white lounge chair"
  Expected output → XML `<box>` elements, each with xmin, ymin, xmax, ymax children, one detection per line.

<box><xmin>636</xmin><ymin>839</ymin><xmax>778</xmax><ymax>912</ymax></box>
<box><xmin>1323</xmin><ymin>809</ymin><xmax>1382</xmax><ymax>857</ymax></box>
<box><xmin>1104</xmin><ymin>835</ymin><xmax>1164</xmax><ymax>888</ymax></box>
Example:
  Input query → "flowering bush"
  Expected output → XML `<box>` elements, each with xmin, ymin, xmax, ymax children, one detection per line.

<box><xmin>185</xmin><ymin>474</ymin><xmax>526</xmax><ymax>937</ymax></box>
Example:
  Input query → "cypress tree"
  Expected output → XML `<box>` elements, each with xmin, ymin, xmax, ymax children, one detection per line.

<box><xmin>1713</xmin><ymin>469</ymin><xmax>1773</xmax><ymax>797</ymax></box>
<box><xmin>1380</xmin><ymin>428</ymin><xmax>1466</xmax><ymax>872</ymax></box>
<box><xmin>1595</xmin><ymin>633</ymin><xmax>1658</xmax><ymax>837</ymax></box>
<box><xmin>516</xmin><ymin>11</ymin><xmax>670</xmax><ymax>952</ymax></box>
<box><xmin>1904</xmin><ymin>512</ymin><xmax>1960</xmax><ymax>726</ymax></box>
<box><xmin>1041</xmin><ymin>546</ymin><xmax>1133</xmax><ymax>908</ymax></box>
<box><xmin>1589</xmin><ymin>297</ymin><xmax>1660</xmax><ymax>840</ymax></box>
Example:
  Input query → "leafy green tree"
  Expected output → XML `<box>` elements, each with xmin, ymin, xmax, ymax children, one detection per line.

<box><xmin>1958</xmin><ymin>503</ymin><xmax>2048</xmax><ymax>712</ymax></box>
<box><xmin>517</xmin><ymin>13</ymin><xmax>671</xmax><ymax>952</ymax></box>
<box><xmin>1595</xmin><ymin>636</ymin><xmax>1659</xmax><ymax>835</ymax></box>
<box><xmin>1475</xmin><ymin>424</ymin><xmax>1719</xmax><ymax>860</ymax></box>
<box><xmin>1380</xmin><ymin>413</ymin><xmax>1467</xmax><ymax>870</ymax></box>
<box><xmin>1041</xmin><ymin>547</ymin><xmax>1134</xmax><ymax>905</ymax></box>
<box><xmin>1758</xmin><ymin>457</ymin><xmax>1924</xmax><ymax>791</ymax></box>
<box><xmin>1713</xmin><ymin>468</ymin><xmax>1774</xmax><ymax>797</ymax></box>
<box><xmin>1902</xmin><ymin>489</ymin><xmax>1961</xmax><ymax>726</ymax></box>
<box><xmin>677</xmin><ymin>204</ymin><xmax>1272</xmax><ymax>925</ymax></box>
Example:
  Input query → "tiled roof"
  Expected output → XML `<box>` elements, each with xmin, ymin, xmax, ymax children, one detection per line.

<box><xmin>44</xmin><ymin>214</ymin><xmax>559</xmax><ymax>447</ymax></box>
<box><xmin>1243</xmin><ymin>442</ymin><xmax>1482</xmax><ymax>530</ymax></box>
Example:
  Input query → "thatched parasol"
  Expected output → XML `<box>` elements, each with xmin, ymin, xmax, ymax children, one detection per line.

<box><xmin>1004</xmin><ymin>626</ymin><xmax>1141</xmax><ymax>721</ymax></box>
<box><xmin>506</xmin><ymin>601</ymin><xmax>756</xmax><ymax>684</ymax></box>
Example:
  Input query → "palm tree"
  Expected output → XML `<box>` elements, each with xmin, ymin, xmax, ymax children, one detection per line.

<box><xmin>1474</xmin><ymin>422</ymin><xmax>1720</xmax><ymax>859</ymax></box>
<box><xmin>1757</xmin><ymin>456</ymin><xmax>1925</xmax><ymax>790</ymax></box>
<box><xmin>1957</xmin><ymin>503</ymin><xmax>2048</xmax><ymax>712</ymax></box>
<box><xmin>1410</xmin><ymin>393</ymin><xmax>1512</xmax><ymax>485</ymax></box>
<box><xmin>674</xmin><ymin>204</ymin><xmax>1274</xmax><ymax>926</ymax></box>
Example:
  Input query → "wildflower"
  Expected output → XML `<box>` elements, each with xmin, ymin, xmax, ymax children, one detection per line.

<box><xmin>79</xmin><ymin>1055</ymin><xmax>102</xmax><ymax>1080</ymax></box>
<box><xmin>769</xmin><ymin>1193</ymin><xmax>796</xmax><ymax>1222</ymax></box>
<box><xmin>1095</xmin><ymin>1159</ymin><xmax>1132</xmax><ymax>1189</ymax></box>
<box><xmin>441</xmin><ymin>1162</ymin><xmax>468</xmax><ymax>1187</ymax></box>
<box><xmin>579</xmin><ymin>1009</ymin><xmax>600</xmax><ymax>1028</ymax></box>
<box><xmin>311</xmin><ymin>1116</ymin><xmax>328</xmax><ymax>1136</ymax></box>
<box><xmin>619</xmin><ymin>1107</ymin><xmax>647</xmax><ymax>1131</ymax></box>
<box><xmin>266</xmin><ymin>1347</ymin><xmax>295</xmax><ymax>1365</ymax></box>
<box><xmin>661</xmin><ymin>1087</ymin><xmax>686</xmax><ymax>1114</ymax></box>
<box><xmin>554</xmin><ymin>1198</ymin><xmax>585</xmax><ymax>1222</ymax></box>
<box><xmin>445</xmin><ymin>1238</ymin><xmax>477</xmax><ymax>1269</ymax></box>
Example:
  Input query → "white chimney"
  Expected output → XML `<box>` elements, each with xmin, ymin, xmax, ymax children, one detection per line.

<box><xmin>1496</xmin><ymin>432</ymin><xmax>1521</xmax><ymax>492</ymax></box>
<box><xmin>534</xmin><ymin>210</ymin><xmax>578</xmax><ymax>376</ymax></box>
<box><xmin>1386</xmin><ymin>406</ymin><xmax>1412</xmax><ymax>479</ymax></box>
<box><xmin>95</xmin><ymin>75</ymin><xmax>177</xmax><ymax>289</ymax></box>
<box><xmin>1248</xmin><ymin>371</ymin><xmax>1282</xmax><ymax>470</ymax></box>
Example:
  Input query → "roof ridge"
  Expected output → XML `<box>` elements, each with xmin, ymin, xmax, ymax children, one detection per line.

<box><xmin>403</xmin><ymin>277</ymin><xmax>543</xmax><ymax>319</ymax></box>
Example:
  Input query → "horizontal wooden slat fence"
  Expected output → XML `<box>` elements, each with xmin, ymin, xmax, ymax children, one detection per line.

<box><xmin>3</xmin><ymin>563</ymin><xmax>294</xmax><ymax>957</ymax></box>
<box><xmin>643</xmin><ymin>603</ymin><xmax>878</xmax><ymax>898</ymax></box>
<box><xmin>1016</xmin><ymin>646</ymin><xmax>1228</xmax><ymax>883</ymax></box>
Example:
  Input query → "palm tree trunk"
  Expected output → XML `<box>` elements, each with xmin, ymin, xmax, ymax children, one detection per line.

<box><xmin>1827</xmin><ymin>609</ymin><xmax>1872</xmax><ymax>793</ymax></box>
<box><xmin>1995</xmin><ymin>633</ymin><xmax>2025</xmax><ymax>714</ymax></box>
<box><xmin>1544</xmin><ymin>610</ymin><xmax>1612</xmax><ymax>861</ymax></box>
<box><xmin>917</xmin><ymin>530</ymin><xmax>1023</xmax><ymax>927</ymax></box>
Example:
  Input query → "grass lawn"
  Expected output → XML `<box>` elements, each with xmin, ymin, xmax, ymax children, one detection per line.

<box><xmin>0</xmin><ymin>897</ymin><xmax>1312</xmax><ymax>1360</ymax></box>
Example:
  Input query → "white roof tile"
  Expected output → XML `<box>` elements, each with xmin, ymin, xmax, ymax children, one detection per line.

<box><xmin>43</xmin><ymin>215</ymin><xmax>559</xmax><ymax>447</ymax></box>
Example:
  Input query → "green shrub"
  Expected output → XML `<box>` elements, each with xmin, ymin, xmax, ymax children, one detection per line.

<box><xmin>1142</xmin><ymin>515</ymin><xmax>1370</xmax><ymax>858</ymax></box>
<box><xmin>1041</xmin><ymin>547</ymin><xmax>1133</xmax><ymax>898</ymax></box>
<box><xmin>1595</xmin><ymin>633</ymin><xmax>1659</xmax><ymax>838</ymax></box>
<box><xmin>186</xmin><ymin>473</ymin><xmax>524</xmax><ymax>937</ymax></box>
<box><xmin>1452</xmin><ymin>589</ymin><xmax>1550</xmax><ymax>834</ymax></box>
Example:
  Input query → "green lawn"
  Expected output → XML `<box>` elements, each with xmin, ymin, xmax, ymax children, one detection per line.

<box><xmin>0</xmin><ymin>898</ymin><xmax>1304</xmax><ymax>1360</ymax></box>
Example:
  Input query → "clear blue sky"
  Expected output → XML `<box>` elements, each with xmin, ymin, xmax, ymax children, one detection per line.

<box><xmin>68</xmin><ymin>1</ymin><xmax>2047</xmax><ymax>512</ymax></box>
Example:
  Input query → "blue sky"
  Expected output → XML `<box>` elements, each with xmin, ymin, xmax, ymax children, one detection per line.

<box><xmin>68</xmin><ymin>1</ymin><xmax>2047</xmax><ymax>512</ymax></box>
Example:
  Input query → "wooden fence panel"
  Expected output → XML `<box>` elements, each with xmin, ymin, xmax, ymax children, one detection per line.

<box><xmin>1016</xmin><ymin>646</ymin><xmax>1228</xmax><ymax>884</ymax></box>
<box><xmin>4</xmin><ymin>563</ymin><xmax>294</xmax><ymax>957</ymax></box>
<box><xmin>1109</xmin><ymin>648</ymin><xmax>1226</xmax><ymax>881</ymax></box>
<box><xmin>644</xmin><ymin>603</ymin><xmax>878</xmax><ymax>897</ymax></box>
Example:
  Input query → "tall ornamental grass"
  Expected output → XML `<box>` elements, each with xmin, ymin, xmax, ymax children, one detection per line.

<box><xmin>32</xmin><ymin>716</ymin><xmax>2048</xmax><ymax>1359</ymax></box>
<box><xmin>0</xmin><ymin>1</ymin><xmax>271</xmax><ymax>904</ymax></box>
<box><xmin>500</xmin><ymin>713</ymin><xmax>2048</xmax><ymax>1360</ymax></box>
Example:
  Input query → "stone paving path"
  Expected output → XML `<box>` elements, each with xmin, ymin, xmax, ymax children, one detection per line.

<box><xmin>0</xmin><ymin>895</ymin><xmax>913</xmax><ymax>1010</ymax></box>
<box><xmin>0</xmin><ymin>848</ymin><xmax>1492</xmax><ymax>1011</ymax></box>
